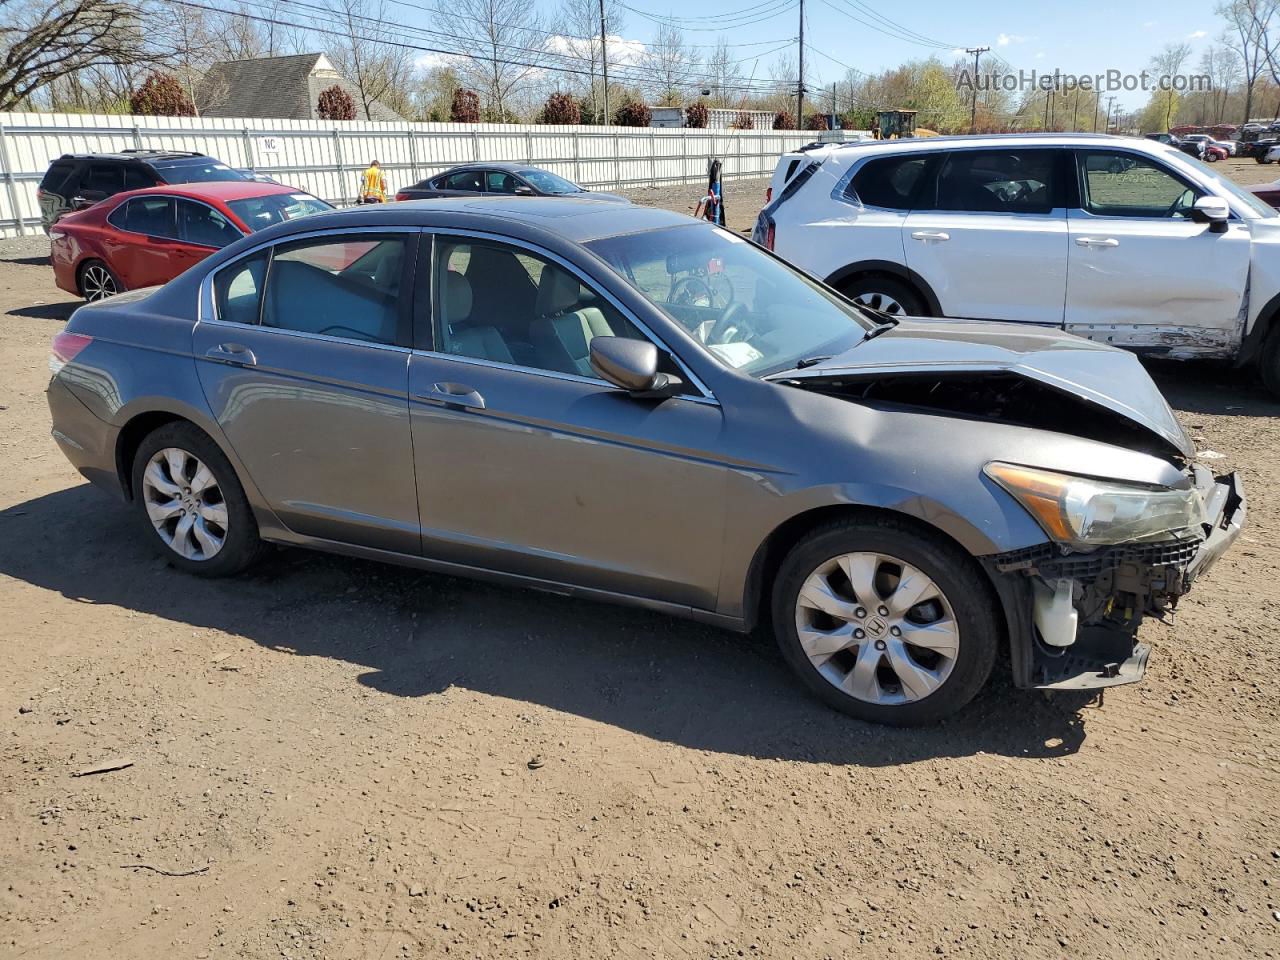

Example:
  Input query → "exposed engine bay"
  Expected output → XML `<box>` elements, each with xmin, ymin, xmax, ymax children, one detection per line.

<box><xmin>784</xmin><ymin>371</ymin><xmax>1187</xmax><ymax>461</ymax></box>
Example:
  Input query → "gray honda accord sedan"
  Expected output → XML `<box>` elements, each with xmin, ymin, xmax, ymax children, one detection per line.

<box><xmin>46</xmin><ymin>197</ymin><xmax>1245</xmax><ymax>725</ymax></box>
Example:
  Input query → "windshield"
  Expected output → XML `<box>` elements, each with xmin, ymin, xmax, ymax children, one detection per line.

<box><xmin>155</xmin><ymin>160</ymin><xmax>247</xmax><ymax>184</ymax></box>
<box><xmin>227</xmin><ymin>192</ymin><xmax>333</xmax><ymax>231</ymax></box>
<box><xmin>1183</xmin><ymin>155</ymin><xmax>1279</xmax><ymax>218</ymax></box>
<box><xmin>518</xmin><ymin>168</ymin><xmax>582</xmax><ymax>194</ymax></box>
<box><xmin>587</xmin><ymin>224</ymin><xmax>876</xmax><ymax>377</ymax></box>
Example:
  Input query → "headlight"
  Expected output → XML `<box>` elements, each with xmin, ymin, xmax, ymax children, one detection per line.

<box><xmin>984</xmin><ymin>462</ymin><xmax>1203</xmax><ymax>548</ymax></box>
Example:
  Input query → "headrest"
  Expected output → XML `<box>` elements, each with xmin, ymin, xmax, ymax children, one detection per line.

<box><xmin>535</xmin><ymin>266</ymin><xmax>582</xmax><ymax>316</ymax></box>
<box><xmin>443</xmin><ymin>271</ymin><xmax>472</xmax><ymax>323</ymax></box>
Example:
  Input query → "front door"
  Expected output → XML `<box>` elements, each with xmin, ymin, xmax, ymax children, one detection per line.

<box><xmin>192</xmin><ymin>231</ymin><xmax>422</xmax><ymax>554</ymax></box>
<box><xmin>902</xmin><ymin>148</ymin><xmax>1068</xmax><ymax>324</ymax></box>
<box><xmin>1064</xmin><ymin>149</ymin><xmax>1251</xmax><ymax>356</ymax></box>
<box><xmin>407</xmin><ymin>234</ymin><xmax>728</xmax><ymax>610</ymax></box>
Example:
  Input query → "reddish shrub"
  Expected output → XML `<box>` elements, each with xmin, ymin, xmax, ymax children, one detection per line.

<box><xmin>317</xmin><ymin>85</ymin><xmax>356</xmax><ymax>121</ymax></box>
<box><xmin>450</xmin><ymin>88</ymin><xmax>481</xmax><ymax>123</ymax></box>
<box><xmin>129</xmin><ymin>73</ymin><xmax>195</xmax><ymax>117</ymax></box>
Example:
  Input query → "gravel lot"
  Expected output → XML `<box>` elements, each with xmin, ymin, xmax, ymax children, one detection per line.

<box><xmin>1</xmin><ymin>166</ymin><xmax>1278</xmax><ymax>960</ymax></box>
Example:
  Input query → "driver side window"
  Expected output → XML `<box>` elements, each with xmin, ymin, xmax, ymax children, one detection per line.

<box><xmin>1077</xmin><ymin>151</ymin><xmax>1198</xmax><ymax>218</ymax></box>
<box><xmin>431</xmin><ymin>237</ymin><xmax>649</xmax><ymax>379</ymax></box>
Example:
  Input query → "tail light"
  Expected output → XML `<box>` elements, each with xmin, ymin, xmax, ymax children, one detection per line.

<box><xmin>765</xmin><ymin>221</ymin><xmax>776</xmax><ymax>251</ymax></box>
<box><xmin>49</xmin><ymin>332</ymin><xmax>92</xmax><ymax>374</ymax></box>
<box><xmin>394</xmin><ymin>192</ymin><xmax>410</xmax><ymax>201</ymax></box>
<box><xmin>765</xmin><ymin>186</ymin><xmax>773</xmax><ymax>203</ymax></box>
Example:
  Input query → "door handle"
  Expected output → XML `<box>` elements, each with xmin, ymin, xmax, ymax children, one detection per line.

<box><xmin>204</xmin><ymin>343</ymin><xmax>257</xmax><ymax>366</ymax></box>
<box><xmin>910</xmin><ymin>230</ymin><xmax>950</xmax><ymax>241</ymax></box>
<box><xmin>416</xmin><ymin>382</ymin><xmax>486</xmax><ymax>411</ymax></box>
<box><xmin>1076</xmin><ymin>236</ymin><xmax>1119</xmax><ymax>247</ymax></box>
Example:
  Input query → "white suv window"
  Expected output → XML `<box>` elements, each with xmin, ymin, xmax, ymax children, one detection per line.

<box><xmin>1077</xmin><ymin>151</ymin><xmax>1198</xmax><ymax>219</ymax></box>
<box><xmin>845</xmin><ymin>154</ymin><xmax>932</xmax><ymax>210</ymax></box>
<box><xmin>927</xmin><ymin>149</ymin><xmax>1058</xmax><ymax>214</ymax></box>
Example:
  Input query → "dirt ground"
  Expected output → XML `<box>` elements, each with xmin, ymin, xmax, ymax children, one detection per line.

<box><xmin>2</xmin><ymin>168</ymin><xmax>1279</xmax><ymax>960</ymax></box>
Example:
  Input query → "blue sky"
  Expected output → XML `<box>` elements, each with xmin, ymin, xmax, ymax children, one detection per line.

<box><xmin>607</xmin><ymin>0</ymin><xmax>1223</xmax><ymax>109</ymax></box>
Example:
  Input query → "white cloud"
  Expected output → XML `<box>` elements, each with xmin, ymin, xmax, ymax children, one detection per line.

<box><xmin>997</xmin><ymin>33</ymin><xmax>1030</xmax><ymax>47</ymax></box>
<box><xmin>1187</xmin><ymin>29</ymin><xmax>1207</xmax><ymax>39</ymax></box>
<box><xmin>546</xmin><ymin>33</ymin><xmax>648</xmax><ymax>69</ymax></box>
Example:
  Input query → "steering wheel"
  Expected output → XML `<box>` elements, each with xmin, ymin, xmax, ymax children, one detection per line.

<box><xmin>1166</xmin><ymin>189</ymin><xmax>1195</xmax><ymax>218</ymax></box>
<box><xmin>707</xmin><ymin>301</ymin><xmax>755</xmax><ymax>345</ymax></box>
<box><xmin>670</xmin><ymin>275</ymin><xmax>714</xmax><ymax>307</ymax></box>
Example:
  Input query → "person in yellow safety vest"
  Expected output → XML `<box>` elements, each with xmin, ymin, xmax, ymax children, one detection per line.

<box><xmin>359</xmin><ymin>160</ymin><xmax>387</xmax><ymax>203</ymax></box>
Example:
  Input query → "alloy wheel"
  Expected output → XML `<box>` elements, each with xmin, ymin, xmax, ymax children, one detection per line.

<box><xmin>81</xmin><ymin>264</ymin><xmax>117</xmax><ymax>302</ymax></box>
<box><xmin>852</xmin><ymin>291</ymin><xmax>905</xmax><ymax>315</ymax></box>
<box><xmin>142</xmin><ymin>448</ymin><xmax>228</xmax><ymax>561</ymax></box>
<box><xmin>793</xmin><ymin>551</ymin><xmax>959</xmax><ymax>705</ymax></box>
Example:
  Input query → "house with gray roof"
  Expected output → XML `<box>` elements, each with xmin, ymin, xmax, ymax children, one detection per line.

<box><xmin>197</xmin><ymin>53</ymin><xmax>403</xmax><ymax>121</ymax></box>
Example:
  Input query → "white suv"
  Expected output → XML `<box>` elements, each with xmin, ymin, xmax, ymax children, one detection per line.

<box><xmin>755</xmin><ymin>133</ymin><xmax>1280</xmax><ymax>394</ymax></box>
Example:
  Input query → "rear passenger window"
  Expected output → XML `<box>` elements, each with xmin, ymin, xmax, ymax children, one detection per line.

<box><xmin>113</xmin><ymin>197</ymin><xmax>176</xmax><ymax>238</ymax></box>
<box><xmin>262</xmin><ymin>236</ymin><xmax>407</xmax><ymax>345</ymax></box>
<box><xmin>83</xmin><ymin>163</ymin><xmax>123</xmax><ymax>194</ymax></box>
<box><xmin>847</xmin><ymin>155</ymin><xmax>931</xmax><ymax>210</ymax></box>
<box><xmin>928</xmin><ymin>150</ymin><xmax>1057</xmax><ymax>214</ymax></box>
<box><xmin>214</xmin><ymin>250</ymin><xmax>268</xmax><ymax>325</ymax></box>
<box><xmin>444</xmin><ymin>170</ymin><xmax>485</xmax><ymax>192</ymax></box>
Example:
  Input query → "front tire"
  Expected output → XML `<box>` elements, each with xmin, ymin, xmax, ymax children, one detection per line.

<box><xmin>838</xmin><ymin>275</ymin><xmax>928</xmax><ymax>318</ymax></box>
<box><xmin>130</xmin><ymin>422</ymin><xmax>265</xmax><ymax>577</ymax></box>
<box><xmin>771</xmin><ymin>517</ymin><xmax>999</xmax><ymax>726</ymax></box>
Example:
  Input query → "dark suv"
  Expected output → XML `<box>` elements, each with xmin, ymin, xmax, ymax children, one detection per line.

<box><xmin>37</xmin><ymin>151</ymin><xmax>248</xmax><ymax>233</ymax></box>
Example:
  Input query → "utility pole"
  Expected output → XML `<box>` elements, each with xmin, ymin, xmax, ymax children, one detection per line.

<box><xmin>599</xmin><ymin>0</ymin><xmax>609</xmax><ymax>126</ymax></box>
<box><xmin>965</xmin><ymin>46</ymin><xmax>989</xmax><ymax>133</ymax></box>
<box><xmin>797</xmin><ymin>0</ymin><xmax>806</xmax><ymax>126</ymax></box>
<box><xmin>1092</xmin><ymin>92</ymin><xmax>1100</xmax><ymax>132</ymax></box>
<box><xmin>1105</xmin><ymin>95</ymin><xmax>1116</xmax><ymax>133</ymax></box>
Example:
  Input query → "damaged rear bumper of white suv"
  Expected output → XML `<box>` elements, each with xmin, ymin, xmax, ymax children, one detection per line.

<box><xmin>983</xmin><ymin>468</ymin><xmax>1246</xmax><ymax>690</ymax></box>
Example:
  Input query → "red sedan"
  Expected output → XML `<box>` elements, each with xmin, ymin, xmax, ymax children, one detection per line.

<box><xmin>51</xmin><ymin>181</ymin><xmax>332</xmax><ymax>301</ymax></box>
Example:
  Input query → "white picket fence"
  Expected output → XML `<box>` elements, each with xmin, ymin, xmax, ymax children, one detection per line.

<box><xmin>0</xmin><ymin>112</ymin><xmax>815</xmax><ymax>237</ymax></box>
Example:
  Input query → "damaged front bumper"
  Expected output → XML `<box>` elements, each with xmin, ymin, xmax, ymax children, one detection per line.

<box><xmin>983</xmin><ymin>469</ymin><xmax>1246</xmax><ymax>691</ymax></box>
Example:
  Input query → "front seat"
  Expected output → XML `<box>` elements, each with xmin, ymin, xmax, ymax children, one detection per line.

<box><xmin>530</xmin><ymin>267</ymin><xmax>614</xmax><ymax>377</ymax></box>
<box><xmin>441</xmin><ymin>270</ymin><xmax>513</xmax><ymax>364</ymax></box>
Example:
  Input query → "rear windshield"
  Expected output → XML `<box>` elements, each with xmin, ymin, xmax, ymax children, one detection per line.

<box><xmin>40</xmin><ymin>161</ymin><xmax>78</xmax><ymax>194</ymax></box>
<box><xmin>153</xmin><ymin>159</ymin><xmax>246</xmax><ymax>184</ymax></box>
<box><xmin>226</xmin><ymin>193</ymin><xmax>333</xmax><ymax>231</ymax></box>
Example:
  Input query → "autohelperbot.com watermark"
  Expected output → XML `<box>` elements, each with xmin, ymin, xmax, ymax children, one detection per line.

<box><xmin>956</xmin><ymin>69</ymin><xmax>1211</xmax><ymax>94</ymax></box>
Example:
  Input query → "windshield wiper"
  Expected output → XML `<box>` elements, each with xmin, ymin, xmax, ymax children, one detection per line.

<box><xmin>794</xmin><ymin>355</ymin><xmax>832</xmax><ymax>368</ymax></box>
<box><xmin>860</xmin><ymin>318</ymin><xmax>899</xmax><ymax>342</ymax></box>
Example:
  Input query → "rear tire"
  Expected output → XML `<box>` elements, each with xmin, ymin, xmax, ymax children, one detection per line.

<box><xmin>771</xmin><ymin>517</ymin><xmax>999</xmax><ymax>726</ymax></box>
<box><xmin>78</xmin><ymin>259</ymin><xmax>122</xmax><ymax>302</ymax></box>
<box><xmin>130</xmin><ymin>422</ymin><xmax>265</xmax><ymax>577</ymax></box>
<box><xmin>839</xmin><ymin>275</ymin><xmax>929</xmax><ymax>318</ymax></box>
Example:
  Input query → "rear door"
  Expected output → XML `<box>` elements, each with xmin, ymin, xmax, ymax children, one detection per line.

<box><xmin>192</xmin><ymin>230</ymin><xmax>422</xmax><ymax>553</ymax></box>
<box><xmin>1064</xmin><ymin>148</ymin><xmax>1250</xmax><ymax>355</ymax></box>
<box><xmin>902</xmin><ymin>148</ymin><xmax>1068</xmax><ymax>324</ymax></box>
<box><xmin>103</xmin><ymin>196</ymin><xmax>180</xmax><ymax>288</ymax></box>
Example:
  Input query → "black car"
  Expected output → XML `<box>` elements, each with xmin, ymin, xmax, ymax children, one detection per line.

<box><xmin>1143</xmin><ymin>132</ymin><xmax>1205</xmax><ymax>160</ymax></box>
<box><xmin>395</xmin><ymin>162</ymin><xmax>628</xmax><ymax>204</ymax></box>
<box><xmin>36</xmin><ymin>150</ymin><xmax>248</xmax><ymax>233</ymax></box>
<box><xmin>1244</xmin><ymin>137</ymin><xmax>1280</xmax><ymax>162</ymax></box>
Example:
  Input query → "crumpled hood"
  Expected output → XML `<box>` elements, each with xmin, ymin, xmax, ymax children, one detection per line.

<box><xmin>778</xmin><ymin>318</ymin><xmax>1196</xmax><ymax>458</ymax></box>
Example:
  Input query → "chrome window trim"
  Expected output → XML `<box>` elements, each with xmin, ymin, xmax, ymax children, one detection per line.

<box><xmin>423</xmin><ymin>227</ymin><xmax>718</xmax><ymax>403</ymax></box>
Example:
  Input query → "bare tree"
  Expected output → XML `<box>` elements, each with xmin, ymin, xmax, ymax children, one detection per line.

<box><xmin>645</xmin><ymin>21</ymin><xmax>698</xmax><ymax>106</ymax></box>
<box><xmin>554</xmin><ymin>0</ymin><xmax>625</xmax><ymax>122</ymax></box>
<box><xmin>0</xmin><ymin>0</ymin><xmax>156</xmax><ymax>110</ymax></box>
<box><xmin>435</xmin><ymin>0</ymin><xmax>551</xmax><ymax>120</ymax></box>
<box><xmin>1219</xmin><ymin>0</ymin><xmax>1275</xmax><ymax>123</ymax></box>
<box><xmin>1198</xmin><ymin>43</ymin><xmax>1241</xmax><ymax>122</ymax></box>
<box><xmin>326</xmin><ymin>0</ymin><xmax>415</xmax><ymax>119</ymax></box>
<box><xmin>1149</xmin><ymin>41</ymin><xmax>1192</xmax><ymax>131</ymax></box>
<box><xmin>704</xmin><ymin>35</ymin><xmax>741</xmax><ymax>106</ymax></box>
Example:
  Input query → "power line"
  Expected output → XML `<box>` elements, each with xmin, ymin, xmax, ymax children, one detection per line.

<box><xmin>620</xmin><ymin>1</ymin><xmax>799</xmax><ymax>32</ymax></box>
<box><xmin>837</xmin><ymin>0</ymin><xmax>960</xmax><ymax>50</ymax></box>
<box><xmin>815</xmin><ymin>0</ymin><xmax>954</xmax><ymax>49</ymax></box>
<box><xmin>165</xmin><ymin>0</ymin><xmax>799</xmax><ymax>95</ymax></box>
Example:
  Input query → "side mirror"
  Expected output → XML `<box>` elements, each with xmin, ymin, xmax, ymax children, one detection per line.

<box><xmin>513</xmin><ymin>185</ymin><xmax>534</xmax><ymax>196</ymax></box>
<box><xmin>589</xmin><ymin>336</ymin><xmax>683</xmax><ymax>397</ymax></box>
<box><xmin>1191</xmin><ymin>196</ymin><xmax>1231</xmax><ymax>233</ymax></box>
